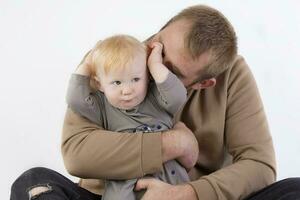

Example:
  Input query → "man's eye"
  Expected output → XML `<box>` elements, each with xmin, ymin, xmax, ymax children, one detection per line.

<box><xmin>133</xmin><ymin>78</ymin><xmax>140</xmax><ymax>82</ymax></box>
<box><xmin>113</xmin><ymin>81</ymin><xmax>121</xmax><ymax>85</ymax></box>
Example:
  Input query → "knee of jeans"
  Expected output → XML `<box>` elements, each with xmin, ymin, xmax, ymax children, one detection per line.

<box><xmin>11</xmin><ymin>167</ymin><xmax>51</xmax><ymax>192</ymax></box>
<box><xmin>18</xmin><ymin>167</ymin><xmax>50</xmax><ymax>180</ymax></box>
<box><xmin>283</xmin><ymin>177</ymin><xmax>300</xmax><ymax>189</ymax></box>
<box><xmin>27</xmin><ymin>184</ymin><xmax>53</xmax><ymax>199</ymax></box>
<box><xmin>27</xmin><ymin>167</ymin><xmax>53</xmax><ymax>175</ymax></box>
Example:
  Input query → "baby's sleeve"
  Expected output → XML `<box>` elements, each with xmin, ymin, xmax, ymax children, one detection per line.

<box><xmin>66</xmin><ymin>74</ymin><xmax>103</xmax><ymax>125</ymax></box>
<box><xmin>152</xmin><ymin>72</ymin><xmax>187</xmax><ymax>116</ymax></box>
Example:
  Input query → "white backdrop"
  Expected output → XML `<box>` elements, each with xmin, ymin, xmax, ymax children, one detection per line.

<box><xmin>1</xmin><ymin>0</ymin><xmax>300</xmax><ymax>198</ymax></box>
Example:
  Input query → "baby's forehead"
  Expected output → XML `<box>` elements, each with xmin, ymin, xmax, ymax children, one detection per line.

<box><xmin>95</xmin><ymin>44</ymin><xmax>146</xmax><ymax>74</ymax></box>
<box><xmin>102</xmin><ymin>62</ymin><xmax>147</xmax><ymax>78</ymax></box>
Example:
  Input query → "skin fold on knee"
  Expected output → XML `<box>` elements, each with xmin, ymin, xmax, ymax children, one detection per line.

<box><xmin>27</xmin><ymin>184</ymin><xmax>52</xmax><ymax>199</ymax></box>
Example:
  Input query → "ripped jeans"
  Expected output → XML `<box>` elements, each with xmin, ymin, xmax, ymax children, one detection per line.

<box><xmin>10</xmin><ymin>167</ymin><xmax>300</xmax><ymax>200</ymax></box>
<box><xmin>10</xmin><ymin>167</ymin><xmax>101</xmax><ymax>200</ymax></box>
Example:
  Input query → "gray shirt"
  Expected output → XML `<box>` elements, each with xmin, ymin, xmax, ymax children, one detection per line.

<box><xmin>66</xmin><ymin>72</ymin><xmax>187</xmax><ymax>133</ymax></box>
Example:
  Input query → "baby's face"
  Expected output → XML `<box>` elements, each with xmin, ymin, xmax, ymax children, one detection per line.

<box><xmin>98</xmin><ymin>54</ymin><xmax>149</xmax><ymax>110</ymax></box>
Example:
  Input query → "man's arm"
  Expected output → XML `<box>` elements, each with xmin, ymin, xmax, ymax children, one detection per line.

<box><xmin>61</xmin><ymin>109</ymin><xmax>198</xmax><ymax>179</ymax></box>
<box><xmin>61</xmin><ymin>108</ymin><xmax>162</xmax><ymax>179</ymax></box>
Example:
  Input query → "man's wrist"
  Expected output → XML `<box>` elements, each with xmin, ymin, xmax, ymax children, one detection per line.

<box><xmin>161</xmin><ymin>130</ymin><xmax>182</xmax><ymax>162</ymax></box>
<box><xmin>176</xmin><ymin>184</ymin><xmax>198</xmax><ymax>200</ymax></box>
<box><xmin>162</xmin><ymin>122</ymin><xmax>199</xmax><ymax>170</ymax></box>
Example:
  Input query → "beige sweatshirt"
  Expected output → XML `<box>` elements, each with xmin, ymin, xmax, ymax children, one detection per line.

<box><xmin>61</xmin><ymin>55</ymin><xmax>276</xmax><ymax>200</ymax></box>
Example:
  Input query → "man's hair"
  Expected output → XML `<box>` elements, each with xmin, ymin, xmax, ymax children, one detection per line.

<box><xmin>162</xmin><ymin>5</ymin><xmax>237</xmax><ymax>80</ymax></box>
<box><xmin>91</xmin><ymin>35</ymin><xmax>146</xmax><ymax>76</ymax></box>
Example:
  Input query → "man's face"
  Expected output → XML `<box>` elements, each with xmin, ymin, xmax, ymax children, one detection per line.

<box><xmin>150</xmin><ymin>20</ymin><xmax>211</xmax><ymax>88</ymax></box>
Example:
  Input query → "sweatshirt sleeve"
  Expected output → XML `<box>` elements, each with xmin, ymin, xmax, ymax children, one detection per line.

<box><xmin>61</xmin><ymin>107</ymin><xmax>163</xmax><ymax>180</ymax></box>
<box><xmin>152</xmin><ymin>72</ymin><xmax>187</xmax><ymax>116</ymax></box>
<box><xmin>189</xmin><ymin>57</ymin><xmax>276</xmax><ymax>200</ymax></box>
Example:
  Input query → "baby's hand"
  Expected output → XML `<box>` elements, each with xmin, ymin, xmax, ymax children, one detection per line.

<box><xmin>147</xmin><ymin>42</ymin><xmax>163</xmax><ymax>67</ymax></box>
<box><xmin>75</xmin><ymin>50</ymin><xmax>93</xmax><ymax>76</ymax></box>
<box><xmin>83</xmin><ymin>50</ymin><xmax>93</xmax><ymax>69</ymax></box>
<box><xmin>147</xmin><ymin>42</ymin><xmax>169</xmax><ymax>83</ymax></box>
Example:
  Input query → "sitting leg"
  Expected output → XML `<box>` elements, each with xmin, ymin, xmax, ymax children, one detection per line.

<box><xmin>246</xmin><ymin>177</ymin><xmax>300</xmax><ymax>200</ymax></box>
<box><xmin>10</xmin><ymin>167</ymin><xmax>101</xmax><ymax>200</ymax></box>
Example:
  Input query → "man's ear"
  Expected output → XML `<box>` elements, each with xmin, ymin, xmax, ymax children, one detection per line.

<box><xmin>191</xmin><ymin>78</ymin><xmax>216</xmax><ymax>90</ymax></box>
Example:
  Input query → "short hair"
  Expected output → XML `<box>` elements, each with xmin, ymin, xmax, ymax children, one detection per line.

<box><xmin>91</xmin><ymin>35</ymin><xmax>146</xmax><ymax>76</ymax></box>
<box><xmin>162</xmin><ymin>5</ymin><xmax>237</xmax><ymax>80</ymax></box>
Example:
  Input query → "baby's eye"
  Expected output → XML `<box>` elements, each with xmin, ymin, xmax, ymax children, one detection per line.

<box><xmin>112</xmin><ymin>81</ymin><xmax>121</xmax><ymax>85</ymax></box>
<box><xmin>133</xmin><ymin>78</ymin><xmax>140</xmax><ymax>82</ymax></box>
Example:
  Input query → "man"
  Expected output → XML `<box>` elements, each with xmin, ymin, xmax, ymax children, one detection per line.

<box><xmin>10</xmin><ymin>5</ymin><xmax>300</xmax><ymax>200</ymax></box>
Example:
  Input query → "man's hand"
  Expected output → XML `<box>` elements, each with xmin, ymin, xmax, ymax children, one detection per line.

<box><xmin>135</xmin><ymin>178</ymin><xmax>198</xmax><ymax>200</ymax></box>
<box><xmin>162</xmin><ymin>122</ymin><xmax>199</xmax><ymax>170</ymax></box>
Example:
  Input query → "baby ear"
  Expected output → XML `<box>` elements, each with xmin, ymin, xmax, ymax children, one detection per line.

<box><xmin>90</xmin><ymin>76</ymin><xmax>102</xmax><ymax>91</ymax></box>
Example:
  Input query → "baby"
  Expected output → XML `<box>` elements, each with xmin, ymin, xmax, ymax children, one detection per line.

<box><xmin>66</xmin><ymin>34</ymin><xmax>189</xmax><ymax>200</ymax></box>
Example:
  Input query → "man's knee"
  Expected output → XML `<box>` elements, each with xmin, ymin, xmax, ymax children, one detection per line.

<box><xmin>281</xmin><ymin>177</ymin><xmax>300</xmax><ymax>190</ymax></box>
<box><xmin>11</xmin><ymin>167</ymin><xmax>55</xmax><ymax>199</ymax></box>
<box><xmin>14</xmin><ymin>167</ymin><xmax>51</xmax><ymax>182</ymax></box>
<box><xmin>27</xmin><ymin>184</ymin><xmax>53</xmax><ymax>199</ymax></box>
<box><xmin>11</xmin><ymin>167</ymin><xmax>52</xmax><ymax>192</ymax></box>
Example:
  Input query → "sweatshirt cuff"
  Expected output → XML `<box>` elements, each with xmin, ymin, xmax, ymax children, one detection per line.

<box><xmin>189</xmin><ymin>178</ymin><xmax>218</xmax><ymax>200</ymax></box>
<box><xmin>156</xmin><ymin>72</ymin><xmax>177</xmax><ymax>91</ymax></box>
<box><xmin>141</xmin><ymin>132</ymin><xmax>163</xmax><ymax>175</ymax></box>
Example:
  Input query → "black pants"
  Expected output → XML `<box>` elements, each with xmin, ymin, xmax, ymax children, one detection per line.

<box><xmin>10</xmin><ymin>167</ymin><xmax>300</xmax><ymax>200</ymax></box>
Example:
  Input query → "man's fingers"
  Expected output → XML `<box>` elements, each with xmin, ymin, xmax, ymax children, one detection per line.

<box><xmin>135</xmin><ymin>178</ymin><xmax>154</xmax><ymax>191</ymax></box>
<box><xmin>173</xmin><ymin>121</ymin><xmax>185</xmax><ymax>129</ymax></box>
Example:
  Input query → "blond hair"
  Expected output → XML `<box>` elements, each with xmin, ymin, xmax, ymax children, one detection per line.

<box><xmin>162</xmin><ymin>5</ymin><xmax>237</xmax><ymax>81</ymax></box>
<box><xmin>90</xmin><ymin>35</ymin><xmax>146</xmax><ymax>76</ymax></box>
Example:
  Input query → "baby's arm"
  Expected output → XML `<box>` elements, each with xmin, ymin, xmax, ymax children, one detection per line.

<box><xmin>147</xmin><ymin>42</ymin><xmax>187</xmax><ymax>116</ymax></box>
<box><xmin>147</xmin><ymin>42</ymin><xmax>169</xmax><ymax>83</ymax></box>
<box><xmin>66</xmin><ymin>51</ymin><xmax>103</xmax><ymax>125</ymax></box>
